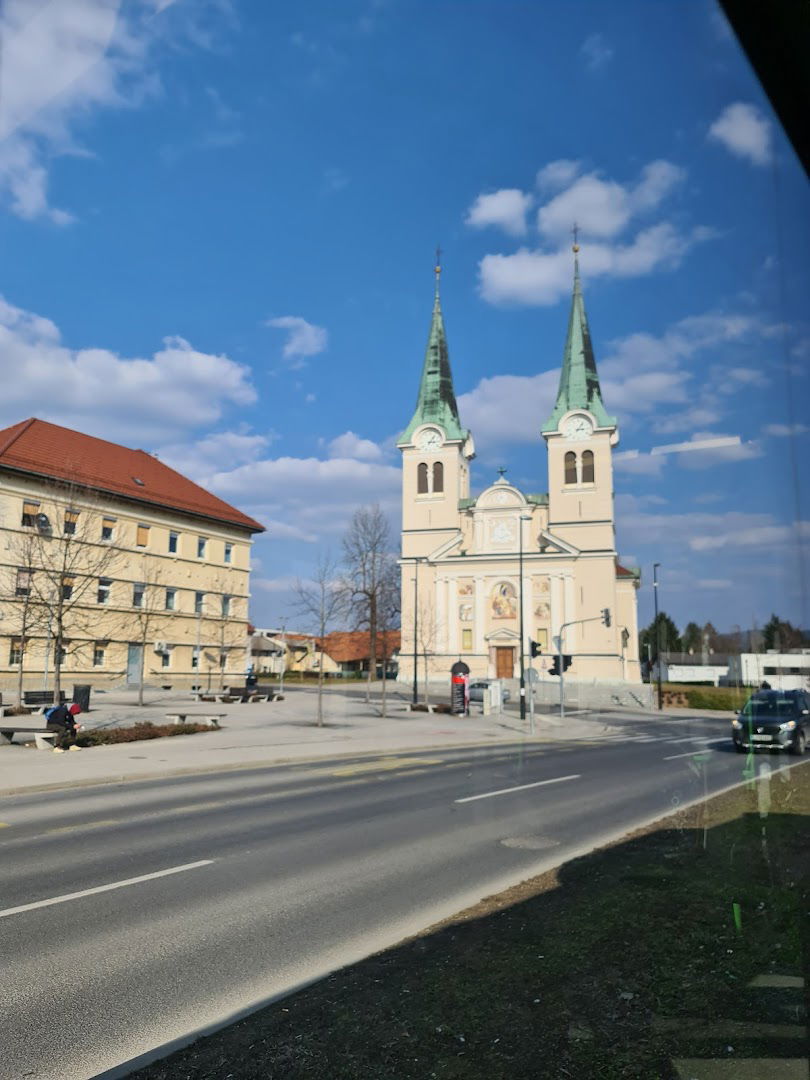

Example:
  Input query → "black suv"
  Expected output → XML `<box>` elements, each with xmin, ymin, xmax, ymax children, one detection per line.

<box><xmin>732</xmin><ymin>689</ymin><xmax>808</xmax><ymax>755</ymax></box>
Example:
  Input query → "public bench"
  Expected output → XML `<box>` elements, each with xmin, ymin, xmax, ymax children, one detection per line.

<box><xmin>23</xmin><ymin>690</ymin><xmax>66</xmax><ymax>708</ymax></box>
<box><xmin>0</xmin><ymin>724</ymin><xmax>59</xmax><ymax>750</ymax></box>
<box><xmin>165</xmin><ymin>712</ymin><xmax>225</xmax><ymax>726</ymax></box>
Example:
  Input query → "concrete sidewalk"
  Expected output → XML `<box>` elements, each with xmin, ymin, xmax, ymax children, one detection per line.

<box><xmin>0</xmin><ymin>686</ymin><xmax>620</xmax><ymax>796</ymax></box>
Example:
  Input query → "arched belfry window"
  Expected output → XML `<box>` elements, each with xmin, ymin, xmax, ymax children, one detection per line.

<box><xmin>433</xmin><ymin>461</ymin><xmax>444</xmax><ymax>493</ymax></box>
<box><xmin>581</xmin><ymin>450</ymin><xmax>594</xmax><ymax>483</ymax></box>
<box><xmin>417</xmin><ymin>462</ymin><xmax>429</xmax><ymax>494</ymax></box>
<box><xmin>564</xmin><ymin>451</ymin><xmax>577</xmax><ymax>486</ymax></box>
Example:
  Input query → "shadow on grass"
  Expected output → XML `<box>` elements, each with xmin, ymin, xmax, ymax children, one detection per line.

<box><xmin>130</xmin><ymin>765</ymin><xmax>809</xmax><ymax>1080</ymax></box>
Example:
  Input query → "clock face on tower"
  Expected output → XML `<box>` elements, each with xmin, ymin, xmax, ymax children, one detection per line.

<box><xmin>562</xmin><ymin>415</ymin><xmax>594</xmax><ymax>441</ymax></box>
<box><xmin>416</xmin><ymin>427</ymin><xmax>443</xmax><ymax>450</ymax></box>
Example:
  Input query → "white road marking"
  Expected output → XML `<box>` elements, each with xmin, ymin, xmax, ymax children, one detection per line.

<box><xmin>663</xmin><ymin>741</ymin><xmax>726</xmax><ymax>760</ymax></box>
<box><xmin>455</xmin><ymin>774</ymin><xmax>580</xmax><ymax>804</ymax></box>
<box><xmin>0</xmin><ymin>859</ymin><xmax>213</xmax><ymax>919</ymax></box>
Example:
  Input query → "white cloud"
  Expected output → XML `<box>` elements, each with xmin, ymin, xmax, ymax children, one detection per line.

<box><xmin>0</xmin><ymin>0</ymin><xmax>233</xmax><ymax>224</ymax></box>
<box><xmin>580</xmin><ymin>33</ymin><xmax>613</xmax><ymax>71</ymax></box>
<box><xmin>0</xmin><ymin>294</ymin><xmax>255</xmax><ymax>442</ymax></box>
<box><xmin>473</xmin><ymin>158</ymin><xmax>696</xmax><ymax>306</ymax></box>
<box><xmin>675</xmin><ymin>433</ymin><xmax>763</xmax><ymax>469</ymax></box>
<box><xmin>327</xmin><ymin>431</ymin><xmax>383</xmax><ymax>461</ymax></box>
<box><xmin>764</xmin><ymin>422</ymin><xmax>809</xmax><ymax>437</ymax></box>
<box><xmin>654</xmin><ymin>406</ymin><xmax>723</xmax><ymax>434</ymax></box>
<box><xmin>708</xmin><ymin>103</ymin><xmax>771</xmax><ymax>166</ymax></box>
<box><xmin>537</xmin><ymin>161</ymin><xmax>685</xmax><ymax>241</ymax></box>
<box><xmin>158</xmin><ymin>429</ymin><xmax>275</xmax><ymax>480</ymax></box>
<box><xmin>465</xmin><ymin>188</ymin><xmax>533</xmax><ymax>237</ymax></box>
<box><xmin>266</xmin><ymin>316</ymin><xmax>328</xmax><ymax>365</ymax></box>
<box><xmin>457</xmin><ymin>371</ymin><xmax>559</xmax><ymax>445</ymax></box>
<box><xmin>613</xmin><ymin>451</ymin><xmax>664</xmax><ymax>476</ymax></box>
<box><xmin>479</xmin><ymin>223</ymin><xmax>704</xmax><ymax>306</ymax></box>
<box><xmin>536</xmin><ymin>159</ymin><xmax>581</xmax><ymax>191</ymax></box>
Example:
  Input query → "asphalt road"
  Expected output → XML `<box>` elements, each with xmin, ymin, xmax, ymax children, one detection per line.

<box><xmin>1</xmin><ymin>711</ymin><xmax>806</xmax><ymax>1080</ymax></box>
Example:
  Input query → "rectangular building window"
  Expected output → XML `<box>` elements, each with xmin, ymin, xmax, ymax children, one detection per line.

<box><xmin>62</xmin><ymin>575</ymin><xmax>75</xmax><ymax>600</ymax></box>
<box><xmin>22</xmin><ymin>500</ymin><xmax>40</xmax><ymax>527</ymax></box>
<box><xmin>133</xmin><ymin>582</ymin><xmax>145</xmax><ymax>608</ymax></box>
<box><xmin>161</xmin><ymin>650</ymin><xmax>171</xmax><ymax>669</ymax></box>
<box><xmin>197</xmin><ymin>536</ymin><xmax>207</xmax><ymax>559</ymax></box>
<box><xmin>221</xmin><ymin>595</ymin><xmax>231</xmax><ymax>618</ymax></box>
<box><xmin>101</xmin><ymin>517</ymin><xmax>116</xmax><ymax>541</ymax></box>
<box><xmin>461</xmin><ymin>628</ymin><xmax>472</xmax><ymax>650</ymax></box>
<box><xmin>64</xmin><ymin>510</ymin><xmax>79</xmax><ymax>536</ymax></box>
<box><xmin>9</xmin><ymin>638</ymin><xmax>22</xmax><ymax>664</ymax></box>
<box><xmin>56</xmin><ymin>642</ymin><xmax>67</xmax><ymax>665</ymax></box>
<box><xmin>93</xmin><ymin>644</ymin><xmax>105</xmax><ymax>667</ymax></box>
<box><xmin>165</xmin><ymin>588</ymin><xmax>176</xmax><ymax>611</ymax></box>
<box><xmin>136</xmin><ymin>524</ymin><xmax>150</xmax><ymax>548</ymax></box>
<box><xmin>194</xmin><ymin>591</ymin><xmax>205</xmax><ymax>615</ymax></box>
<box><xmin>535</xmin><ymin>629</ymin><xmax>548</xmax><ymax>650</ymax></box>
<box><xmin>224</xmin><ymin>542</ymin><xmax>233</xmax><ymax>564</ymax></box>
<box><xmin>15</xmin><ymin>568</ymin><xmax>32</xmax><ymax>597</ymax></box>
<box><xmin>168</xmin><ymin>531</ymin><xmax>179</xmax><ymax>554</ymax></box>
<box><xmin>97</xmin><ymin>578</ymin><xmax>112</xmax><ymax>604</ymax></box>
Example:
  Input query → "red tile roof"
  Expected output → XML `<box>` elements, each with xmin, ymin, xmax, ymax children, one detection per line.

<box><xmin>616</xmin><ymin>563</ymin><xmax>640</xmax><ymax>580</ymax></box>
<box><xmin>0</xmin><ymin>418</ymin><xmax>264</xmax><ymax>533</ymax></box>
<box><xmin>319</xmin><ymin>630</ymin><xmax>401</xmax><ymax>663</ymax></box>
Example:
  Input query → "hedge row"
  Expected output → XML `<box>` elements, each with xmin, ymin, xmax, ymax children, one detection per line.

<box><xmin>76</xmin><ymin>721</ymin><xmax>218</xmax><ymax>746</ymax></box>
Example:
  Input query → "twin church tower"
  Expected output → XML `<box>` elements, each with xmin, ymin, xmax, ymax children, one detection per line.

<box><xmin>397</xmin><ymin>251</ymin><xmax>641</xmax><ymax>685</ymax></box>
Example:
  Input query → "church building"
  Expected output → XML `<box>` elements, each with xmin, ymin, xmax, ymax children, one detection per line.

<box><xmin>397</xmin><ymin>249</ymin><xmax>641</xmax><ymax>686</ymax></box>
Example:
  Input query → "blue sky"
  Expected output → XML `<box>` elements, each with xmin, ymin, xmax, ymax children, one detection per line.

<box><xmin>0</xmin><ymin>0</ymin><xmax>808</xmax><ymax>637</ymax></box>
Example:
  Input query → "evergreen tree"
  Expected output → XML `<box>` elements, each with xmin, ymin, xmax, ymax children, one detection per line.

<box><xmin>762</xmin><ymin>613</ymin><xmax>804</xmax><ymax>651</ymax></box>
<box><xmin>681</xmin><ymin>621</ymin><xmax>702</xmax><ymax>654</ymax></box>
<box><xmin>639</xmin><ymin>611</ymin><xmax>681</xmax><ymax>660</ymax></box>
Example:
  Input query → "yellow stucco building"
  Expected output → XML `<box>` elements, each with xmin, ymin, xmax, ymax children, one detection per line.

<box><xmin>398</xmin><ymin>254</ymin><xmax>641</xmax><ymax>688</ymax></box>
<box><xmin>0</xmin><ymin>418</ymin><xmax>263</xmax><ymax>695</ymax></box>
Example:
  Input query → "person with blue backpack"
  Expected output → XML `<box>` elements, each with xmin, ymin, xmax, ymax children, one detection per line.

<box><xmin>44</xmin><ymin>702</ymin><xmax>82</xmax><ymax>752</ymax></box>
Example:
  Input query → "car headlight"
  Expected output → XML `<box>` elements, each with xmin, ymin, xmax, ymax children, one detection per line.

<box><xmin>780</xmin><ymin>720</ymin><xmax>797</xmax><ymax>730</ymax></box>
<box><xmin>732</xmin><ymin>719</ymin><xmax>743</xmax><ymax>729</ymax></box>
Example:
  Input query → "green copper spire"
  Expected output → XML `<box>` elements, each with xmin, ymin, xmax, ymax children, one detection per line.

<box><xmin>542</xmin><ymin>248</ymin><xmax>617</xmax><ymax>433</ymax></box>
<box><xmin>399</xmin><ymin>256</ymin><xmax>467</xmax><ymax>445</ymax></box>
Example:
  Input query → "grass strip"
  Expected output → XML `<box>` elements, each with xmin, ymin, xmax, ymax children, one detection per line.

<box><xmin>132</xmin><ymin>762</ymin><xmax>809</xmax><ymax>1079</ymax></box>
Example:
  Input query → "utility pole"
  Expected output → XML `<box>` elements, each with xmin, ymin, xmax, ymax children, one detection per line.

<box><xmin>653</xmin><ymin>562</ymin><xmax>662</xmax><ymax>710</ymax></box>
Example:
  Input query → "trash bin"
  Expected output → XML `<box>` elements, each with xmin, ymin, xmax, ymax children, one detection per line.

<box><xmin>72</xmin><ymin>684</ymin><xmax>91</xmax><ymax>712</ymax></box>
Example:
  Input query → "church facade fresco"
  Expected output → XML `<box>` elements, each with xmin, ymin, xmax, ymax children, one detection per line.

<box><xmin>397</xmin><ymin>251</ymin><xmax>641</xmax><ymax>684</ymax></box>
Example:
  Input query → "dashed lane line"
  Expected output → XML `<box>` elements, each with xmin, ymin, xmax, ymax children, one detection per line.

<box><xmin>0</xmin><ymin>859</ymin><xmax>213</xmax><ymax>919</ymax></box>
<box><xmin>455</xmin><ymin>774</ymin><xmax>581</xmax><ymax>804</ymax></box>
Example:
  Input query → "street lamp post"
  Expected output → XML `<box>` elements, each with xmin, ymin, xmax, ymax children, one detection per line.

<box><xmin>653</xmin><ymin>562</ymin><xmax>662</xmax><ymax>710</ymax></box>
<box><xmin>518</xmin><ymin>514</ymin><xmax>531</xmax><ymax>721</ymax></box>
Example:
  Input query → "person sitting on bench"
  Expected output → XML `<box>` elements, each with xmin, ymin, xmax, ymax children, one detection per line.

<box><xmin>45</xmin><ymin>703</ymin><xmax>83</xmax><ymax>753</ymax></box>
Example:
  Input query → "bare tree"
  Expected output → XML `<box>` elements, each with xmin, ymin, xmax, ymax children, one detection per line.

<box><xmin>129</xmin><ymin>559</ymin><xmax>173</xmax><ymax>706</ymax></box>
<box><xmin>293</xmin><ymin>554</ymin><xmax>343</xmax><ymax>727</ymax></box>
<box><xmin>341</xmin><ymin>504</ymin><xmax>398</xmax><ymax>704</ymax></box>
<box><xmin>416</xmin><ymin>597</ymin><xmax>440</xmax><ymax>705</ymax></box>
<box><xmin>375</xmin><ymin>558</ymin><xmax>401</xmax><ymax>718</ymax></box>
<box><xmin>207</xmin><ymin>572</ymin><xmax>245</xmax><ymax>692</ymax></box>
<box><xmin>23</xmin><ymin>481</ymin><xmax>123</xmax><ymax>699</ymax></box>
<box><xmin>2</xmin><ymin>530</ymin><xmax>46</xmax><ymax>707</ymax></box>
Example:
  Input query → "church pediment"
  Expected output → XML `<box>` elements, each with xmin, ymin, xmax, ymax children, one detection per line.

<box><xmin>539</xmin><ymin>529</ymin><xmax>580</xmax><ymax>556</ymax></box>
<box><xmin>485</xmin><ymin>627</ymin><xmax>520</xmax><ymax>643</ymax></box>
<box><xmin>476</xmin><ymin>482</ymin><xmax>526</xmax><ymax>510</ymax></box>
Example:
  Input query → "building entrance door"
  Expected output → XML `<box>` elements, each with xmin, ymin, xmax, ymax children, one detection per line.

<box><xmin>495</xmin><ymin>647</ymin><xmax>514</xmax><ymax>679</ymax></box>
<box><xmin>127</xmin><ymin>644</ymin><xmax>143</xmax><ymax>686</ymax></box>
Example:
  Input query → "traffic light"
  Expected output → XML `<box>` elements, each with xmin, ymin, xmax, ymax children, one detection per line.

<box><xmin>601</xmin><ymin>607</ymin><xmax>611</xmax><ymax>627</ymax></box>
<box><xmin>530</xmin><ymin>640</ymin><xmax>542</xmax><ymax>658</ymax></box>
<box><xmin>548</xmin><ymin>654</ymin><xmax>572</xmax><ymax>676</ymax></box>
